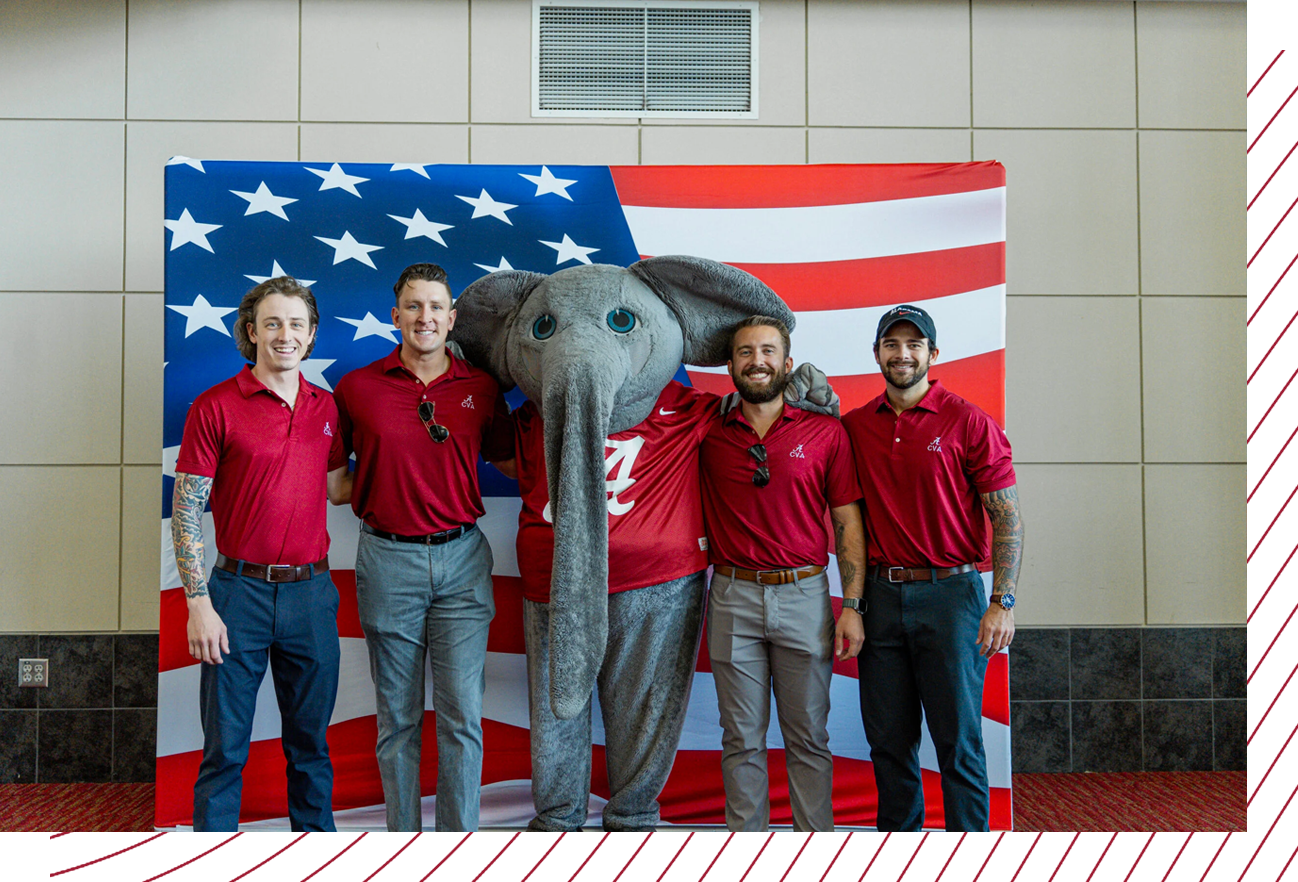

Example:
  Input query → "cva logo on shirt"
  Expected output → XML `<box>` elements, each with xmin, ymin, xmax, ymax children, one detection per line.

<box><xmin>461</xmin><ymin>395</ymin><xmax>475</xmax><ymax>409</ymax></box>
<box><xmin>927</xmin><ymin>436</ymin><xmax>943</xmax><ymax>452</ymax></box>
<box><xmin>789</xmin><ymin>443</ymin><xmax>806</xmax><ymax>459</ymax></box>
<box><xmin>323</xmin><ymin>421</ymin><xmax>334</xmax><ymax>437</ymax></box>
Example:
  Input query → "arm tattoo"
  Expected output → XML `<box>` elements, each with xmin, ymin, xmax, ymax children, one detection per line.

<box><xmin>981</xmin><ymin>484</ymin><xmax>1024</xmax><ymax>598</ymax></box>
<box><xmin>171</xmin><ymin>473</ymin><xmax>214</xmax><ymax>600</ymax></box>
<box><xmin>829</xmin><ymin>506</ymin><xmax>862</xmax><ymax>592</ymax></box>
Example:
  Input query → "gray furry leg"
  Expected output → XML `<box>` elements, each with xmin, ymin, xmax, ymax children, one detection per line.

<box><xmin>598</xmin><ymin>571</ymin><xmax>707</xmax><ymax>832</ymax></box>
<box><xmin>524</xmin><ymin>598</ymin><xmax>594</xmax><ymax>831</ymax></box>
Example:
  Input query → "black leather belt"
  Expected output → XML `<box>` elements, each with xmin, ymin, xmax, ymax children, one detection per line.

<box><xmin>365</xmin><ymin>523</ymin><xmax>475</xmax><ymax>545</ymax></box>
<box><xmin>215</xmin><ymin>555</ymin><xmax>328</xmax><ymax>583</ymax></box>
<box><xmin>715</xmin><ymin>564</ymin><xmax>825</xmax><ymax>585</ymax></box>
<box><xmin>869</xmin><ymin>563</ymin><xmax>977</xmax><ymax>583</ymax></box>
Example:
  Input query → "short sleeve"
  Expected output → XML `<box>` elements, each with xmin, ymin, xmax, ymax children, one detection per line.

<box><xmin>481</xmin><ymin>386</ymin><xmax>515</xmax><ymax>463</ymax></box>
<box><xmin>174</xmin><ymin>393</ymin><xmax>223</xmax><ymax>479</ymax></box>
<box><xmin>965</xmin><ymin>410</ymin><xmax>1016</xmax><ymax>495</ymax></box>
<box><xmin>824</xmin><ymin>421</ymin><xmax>863</xmax><ymax>508</ymax></box>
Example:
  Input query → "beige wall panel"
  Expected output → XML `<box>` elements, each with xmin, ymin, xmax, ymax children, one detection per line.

<box><xmin>808</xmin><ymin>128</ymin><xmax>971</xmax><ymax>164</ymax></box>
<box><xmin>643</xmin><ymin>0</ymin><xmax>805</xmax><ymax>127</ymax></box>
<box><xmin>1139</xmin><ymin>130</ymin><xmax>1245</xmax><ymax>296</ymax></box>
<box><xmin>1006</xmin><ymin>297</ymin><xmax>1141</xmax><ymax>463</ymax></box>
<box><xmin>0</xmin><ymin>467</ymin><xmax>121</xmax><ymax>631</ymax></box>
<box><xmin>470</xmin><ymin>0</ymin><xmax>626</xmax><ymax>125</ymax></box>
<box><xmin>0</xmin><ymin>294</ymin><xmax>122</xmax><ymax>464</ymax></box>
<box><xmin>1145</xmin><ymin>465</ymin><xmax>1244</xmax><ymax>625</ymax></box>
<box><xmin>1142</xmin><ymin>297</ymin><xmax>1245</xmax><ymax>463</ymax></box>
<box><xmin>0</xmin><ymin>0</ymin><xmax>125</xmax><ymax>118</ymax></box>
<box><xmin>0</xmin><ymin>122</ymin><xmax>124</xmax><ymax>292</ymax></box>
<box><xmin>974</xmin><ymin>129</ymin><xmax>1138</xmax><ymax>296</ymax></box>
<box><xmin>125</xmin><ymin>122</ymin><xmax>300</xmax><ymax>293</ymax></box>
<box><xmin>301</xmin><ymin>0</ymin><xmax>468</xmax><ymax>123</ymax></box>
<box><xmin>640</xmin><ymin>127</ymin><xmax>805</xmax><ymax>165</ymax></box>
<box><xmin>1137</xmin><ymin>2</ymin><xmax>1245</xmax><ymax>130</ymax></box>
<box><xmin>1013</xmin><ymin>464</ymin><xmax>1145</xmax><ymax>626</ymax></box>
<box><xmin>121</xmin><ymin>466</ymin><xmax>163</xmax><ymax>631</ymax></box>
<box><xmin>470</xmin><ymin>125</ymin><xmax>639</xmax><ymax>165</ymax></box>
<box><xmin>127</xmin><ymin>0</ymin><xmax>299</xmax><ymax>121</ymax></box>
<box><xmin>300</xmin><ymin>124</ymin><xmax>469</xmax><ymax>164</ymax></box>
<box><xmin>124</xmin><ymin>295</ymin><xmax>165</xmax><ymax>465</ymax></box>
<box><xmin>971</xmin><ymin>0</ymin><xmax>1135</xmax><ymax>128</ymax></box>
<box><xmin>807</xmin><ymin>0</ymin><xmax>969</xmax><ymax>127</ymax></box>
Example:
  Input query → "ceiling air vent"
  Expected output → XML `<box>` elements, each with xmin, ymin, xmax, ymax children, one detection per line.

<box><xmin>533</xmin><ymin>1</ymin><xmax>759</xmax><ymax>118</ymax></box>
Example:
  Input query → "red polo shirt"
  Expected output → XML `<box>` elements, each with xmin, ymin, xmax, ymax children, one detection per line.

<box><xmin>175</xmin><ymin>366</ymin><xmax>347</xmax><ymax>565</ymax></box>
<box><xmin>514</xmin><ymin>381</ymin><xmax>719</xmax><ymax>603</ymax></box>
<box><xmin>334</xmin><ymin>348</ymin><xmax>512</xmax><ymax>535</ymax></box>
<box><xmin>842</xmin><ymin>380</ymin><xmax>1016</xmax><ymax>569</ymax></box>
<box><xmin>700</xmin><ymin>403</ymin><xmax>860</xmax><ymax>571</ymax></box>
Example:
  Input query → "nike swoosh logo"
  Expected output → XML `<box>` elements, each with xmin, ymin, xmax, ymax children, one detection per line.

<box><xmin>659</xmin><ymin>408</ymin><xmax>676</xmax><ymax>415</ymax></box>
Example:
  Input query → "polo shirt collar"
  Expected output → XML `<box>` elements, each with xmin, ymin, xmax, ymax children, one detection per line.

<box><xmin>382</xmin><ymin>345</ymin><xmax>469</xmax><ymax>382</ymax></box>
<box><xmin>872</xmin><ymin>379</ymin><xmax>947</xmax><ymax>415</ymax></box>
<box><xmin>235</xmin><ymin>365</ymin><xmax>318</xmax><ymax>401</ymax></box>
<box><xmin>724</xmin><ymin>399</ymin><xmax>801</xmax><ymax>431</ymax></box>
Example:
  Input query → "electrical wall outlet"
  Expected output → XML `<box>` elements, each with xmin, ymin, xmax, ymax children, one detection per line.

<box><xmin>19</xmin><ymin>658</ymin><xmax>48</xmax><ymax>688</ymax></box>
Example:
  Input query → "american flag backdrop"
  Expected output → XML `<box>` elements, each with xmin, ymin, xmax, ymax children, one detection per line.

<box><xmin>158</xmin><ymin>160</ymin><xmax>1009</xmax><ymax>830</ymax></box>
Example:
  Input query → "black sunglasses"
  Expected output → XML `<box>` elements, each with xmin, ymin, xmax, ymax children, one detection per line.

<box><xmin>748</xmin><ymin>443</ymin><xmax>769</xmax><ymax>487</ymax></box>
<box><xmin>417</xmin><ymin>401</ymin><xmax>449</xmax><ymax>443</ymax></box>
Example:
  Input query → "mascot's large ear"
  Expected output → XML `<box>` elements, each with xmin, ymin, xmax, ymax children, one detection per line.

<box><xmin>628</xmin><ymin>255</ymin><xmax>796</xmax><ymax>367</ymax></box>
<box><xmin>450</xmin><ymin>270</ymin><xmax>548</xmax><ymax>390</ymax></box>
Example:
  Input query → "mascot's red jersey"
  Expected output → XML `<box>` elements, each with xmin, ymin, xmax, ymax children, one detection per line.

<box><xmin>514</xmin><ymin>381</ymin><xmax>719</xmax><ymax>602</ymax></box>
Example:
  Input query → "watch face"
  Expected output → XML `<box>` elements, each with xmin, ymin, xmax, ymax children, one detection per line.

<box><xmin>999</xmin><ymin>593</ymin><xmax>1016</xmax><ymax>611</ymax></box>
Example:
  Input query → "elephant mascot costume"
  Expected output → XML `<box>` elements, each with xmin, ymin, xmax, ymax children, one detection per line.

<box><xmin>450</xmin><ymin>255</ymin><xmax>833</xmax><ymax>831</ymax></box>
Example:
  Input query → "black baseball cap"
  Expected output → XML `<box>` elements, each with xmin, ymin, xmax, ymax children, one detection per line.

<box><xmin>875</xmin><ymin>304</ymin><xmax>937</xmax><ymax>347</ymax></box>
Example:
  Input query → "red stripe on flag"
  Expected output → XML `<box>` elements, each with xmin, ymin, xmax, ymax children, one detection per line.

<box><xmin>610</xmin><ymin>164</ymin><xmax>1006</xmax><ymax>209</ymax></box>
<box><xmin>685</xmin><ymin>349</ymin><xmax>1006</xmax><ymax>425</ymax></box>
<box><xmin>727</xmin><ymin>244</ymin><xmax>1005</xmax><ymax>312</ymax></box>
<box><xmin>983</xmin><ymin>652</ymin><xmax>1010</xmax><ymax>726</ymax></box>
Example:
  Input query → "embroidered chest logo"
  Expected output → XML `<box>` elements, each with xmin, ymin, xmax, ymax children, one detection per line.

<box><xmin>323</xmin><ymin>421</ymin><xmax>334</xmax><ymax>437</ymax></box>
<box><xmin>461</xmin><ymin>395</ymin><xmax>475</xmax><ymax>409</ymax></box>
<box><xmin>927</xmin><ymin>436</ymin><xmax>943</xmax><ymax>452</ymax></box>
<box><xmin>541</xmin><ymin>435</ymin><xmax>646</xmax><ymax>523</ymax></box>
<box><xmin>789</xmin><ymin>443</ymin><xmax>806</xmax><ymax>459</ymax></box>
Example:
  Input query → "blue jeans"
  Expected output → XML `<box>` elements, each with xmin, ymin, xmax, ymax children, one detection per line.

<box><xmin>857</xmin><ymin>568</ymin><xmax>990</xmax><ymax>832</ymax></box>
<box><xmin>355</xmin><ymin>524</ymin><xmax>495</xmax><ymax>831</ymax></box>
<box><xmin>194</xmin><ymin>566</ymin><xmax>340</xmax><ymax>832</ymax></box>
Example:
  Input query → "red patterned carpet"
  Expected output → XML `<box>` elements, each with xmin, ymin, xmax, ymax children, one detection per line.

<box><xmin>0</xmin><ymin>773</ymin><xmax>1246</xmax><ymax>832</ymax></box>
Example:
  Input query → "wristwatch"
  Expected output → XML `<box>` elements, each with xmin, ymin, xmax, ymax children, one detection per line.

<box><xmin>842</xmin><ymin>597</ymin><xmax>866</xmax><ymax>614</ymax></box>
<box><xmin>991</xmin><ymin>592</ymin><xmax>1015</xmax><ymax>611</ymax></box>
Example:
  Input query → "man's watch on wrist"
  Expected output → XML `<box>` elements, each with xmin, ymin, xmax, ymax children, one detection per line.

<box><xmin>842</xmin><ymin>597</ymin><xmax>865</xmax><ymax>614</ymax></box>
<box><xmin>991</xmin><ymin>592</ymin><xmax>1015</xmax><ymax>611</ymax></box>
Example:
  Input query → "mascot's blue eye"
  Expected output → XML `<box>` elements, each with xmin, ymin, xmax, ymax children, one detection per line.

<box><xmin>532</xmin><ymin>314</ymin><xmax>556</xmax><ymax>340</ymax></box>
<box><xmin>607</xmin><ymin>309</ymin><xmax>636</xmax><ymax>334</ymax></box>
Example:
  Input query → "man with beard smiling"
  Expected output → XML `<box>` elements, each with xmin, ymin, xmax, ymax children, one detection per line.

<box><xmin>842</xmin><ymin>304</ymin><xmax>1023</xmax><ymax>832</ymax></box>
<box><xmin>332</xmin><ymin>263</ymin><xmax>513</xmax><ymax>831</ymax></box>
<box><xmin>699</xmin><ymin>316</ymin><xmax>866</xmax><ymax>832</ymax></box>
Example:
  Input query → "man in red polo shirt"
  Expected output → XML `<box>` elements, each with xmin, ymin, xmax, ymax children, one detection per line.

<box><xmin>173</xmin><ymin>276</ymin><xmax>350</xmax><ymax>832</ymax></box>
<box><xmin>699</xmin><ymin>316</ymin><xmax>866</xmax><ymax>832</ymax></box>
<box><xmin>842</xmin><ymin>303</ymin><xmax>1023</xmax><ymax>832</ymax></box>
<box><xmin>332</xmin><ymin>263</ymin><xmax>512</xmax><ymax>832</ymax></box>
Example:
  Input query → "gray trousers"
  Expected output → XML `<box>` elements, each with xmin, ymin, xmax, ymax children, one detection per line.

<box><xmin>523</xmin><ymin>571</ymin><xmax>707</xmax><ymax>831</ymax></box>
<box><xmin>707</xmin><ymin>569</ymin><xmax>836</xmax><ymax>832</ymax></box>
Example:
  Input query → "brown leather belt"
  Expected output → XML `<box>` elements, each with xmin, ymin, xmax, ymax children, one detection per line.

<box><xmin>714</xmin><ymin>564</ymin><xmax>825</xmax><ymax>586</ymax></box>
<box><xmin>215</xmin><ymin>554</ymin><xmax>329</xmax><ymax>583</ymax></box>
<box><xmin>869</xmin><ymin>563</ymin><xmax>977</xmax><ymax>583</ymax></box>
<box><xmin>365</xmin><ymin>524</ymin><xmax>475</xmax><ymax>545</ymax></box>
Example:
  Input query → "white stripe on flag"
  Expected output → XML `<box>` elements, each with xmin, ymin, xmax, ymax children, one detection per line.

<box><xmin>621</xmin><ymin>188</ymin><xmax>1006</xmax><ymax>264</ymax></box>
<box><xmin>689</xmin><ymin>285</ymin><xmax>1006</xmax><ymax>377</ymax></box>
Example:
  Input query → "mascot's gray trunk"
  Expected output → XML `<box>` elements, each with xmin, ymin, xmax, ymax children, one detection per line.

<box><xmin>541</xmin><ymin>326</ymin><xmax>625</xmax><ymax>719</ymax></box>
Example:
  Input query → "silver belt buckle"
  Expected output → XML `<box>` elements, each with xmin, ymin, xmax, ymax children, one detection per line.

<box><xmin>887</xmin><ymin>567</ymin><xmax>905</xmax><ymax>583</ymax></box>
<box><xmin>267</xmin><ymin>564</ymin><xmax>295</xmax><ymax>582</ymax></box>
